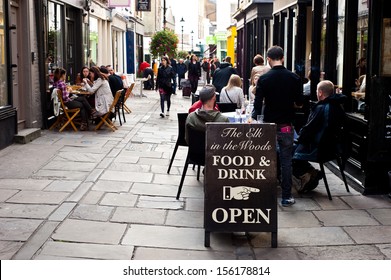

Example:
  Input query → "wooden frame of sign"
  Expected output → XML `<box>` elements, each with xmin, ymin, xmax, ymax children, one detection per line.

<box><xmin>204</xmin><ymin>123</ymin><xmax>278</xmax><ymax>248</ymax></box>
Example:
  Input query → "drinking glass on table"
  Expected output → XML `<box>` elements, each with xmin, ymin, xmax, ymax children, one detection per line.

<box><xmin>235</xmin><ymin>109</ymin><xmax>241</xmax><ymax>123</ymax></box>
<box><xmin>257</xmin><ymin>115</ymin><xmax>264</xmax><ymax>123</ymax></box>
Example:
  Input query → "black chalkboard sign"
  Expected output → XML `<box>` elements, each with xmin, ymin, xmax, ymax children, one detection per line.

<box><xmin>204</xmin><ymin>123</ymin><xmax>278</xmax><ymax>247</ymax></box>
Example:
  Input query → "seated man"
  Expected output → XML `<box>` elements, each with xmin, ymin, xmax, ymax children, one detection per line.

<box><xmin>293</xmin><ymin>80</ymin><xmax>347</xmax><ymax>192</ymax></box>
<box><xmin>185</xmin><ymin>85</ymin><xmax>229</xmax><ymax>143</ymax></box>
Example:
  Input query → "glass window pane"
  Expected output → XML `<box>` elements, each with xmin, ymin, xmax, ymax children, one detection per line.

<box><xmin>89</xmin><ymin>16</ymin><xmax>98</xmax><ymax>66</ymax></box>
<box><xmin>47</xmin><ymin>2</ymin><xmax>63</xmax><ymax>86</ymax></box>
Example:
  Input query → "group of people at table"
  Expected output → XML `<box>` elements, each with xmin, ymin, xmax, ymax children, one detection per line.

<box><xmin>52</xmin><ymin>65</ymin><xmax>124</xmax><ymax>131</ymax></box>
<box><xmin>184</xmin><ymin>46</ymin><xmax>346</xmax><ymax>207</ymax></box>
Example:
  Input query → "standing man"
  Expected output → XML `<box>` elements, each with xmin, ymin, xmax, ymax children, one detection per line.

<box><xmin>212</xmin><ymin>56</ymin><xmax>236</xmax><ymax>94</ymax></box>
<box><xmin>252</xmin><ymin>46</ymin><xmax>303</xmax><ymax>207</ymax></box>
<box><xmin>177</xmin><ymin>58</ymin><xmax>187</xmax><ymax>90</ymax></box>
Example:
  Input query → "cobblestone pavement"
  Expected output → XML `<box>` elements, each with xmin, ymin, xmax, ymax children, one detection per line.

<box><xmin>0</xmin><ymin>84</ymin><xmax>391</xmax><ymax>260</ymax></box>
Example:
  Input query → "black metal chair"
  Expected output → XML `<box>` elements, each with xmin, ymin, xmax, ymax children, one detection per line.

<box><xmin>309</xmin><ymin>126</ymin><xmax>350</xmax><ymax>200</ymax></box>
<box><xmin>114</xmin><ymin>89</ymin><xmax>126</xmax><ymax>125</ymax></box>
<box><xmin>167</xmin><ymin>113</ymin><xmax>189</xmax><ymax>174</ymax></box>
<box><xmin>216</xmin><ymin>102</ymin><xmax>237</xmax><ymax>112</ymax></box>
<box><xmin>176</xmin><ymin>126</ymin><xmax>206</xmax><ymax>200</ymax></box>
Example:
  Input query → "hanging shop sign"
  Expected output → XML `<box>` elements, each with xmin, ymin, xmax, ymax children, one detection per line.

<box><xmin>136</xmin><ymin>0</ymin><xmax>151</xmax><ymax>12</ymax></box>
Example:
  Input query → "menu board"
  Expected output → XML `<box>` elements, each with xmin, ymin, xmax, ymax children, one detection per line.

<box><xmin>204</xmin><ymin>123</ymin><xmax>278</xmax><ymax>247</ymax></box>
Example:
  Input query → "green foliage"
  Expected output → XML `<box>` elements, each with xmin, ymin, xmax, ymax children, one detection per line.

<box><xmin>150</xmin><ymin>30</ymin><xmax>179</xmax><ymax>58</ymax></box>
<box><xmin>177</xmin><ymin>50</ymin><xmax>189</xmax><ymax>59</ymax></box>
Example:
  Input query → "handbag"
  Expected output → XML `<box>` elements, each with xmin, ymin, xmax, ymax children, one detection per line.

<box><xmin>158</xmin><ymin>88</ymin><xmax>166</xmax><ymax>95</ymax></box>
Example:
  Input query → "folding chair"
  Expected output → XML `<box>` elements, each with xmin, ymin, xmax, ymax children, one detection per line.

<box><xmin>167</xmin><ymin>113</ymin><xmax>189</xmax><ymax>174</ymax></box>
<box><xmin>94</xmin><ymin>91</ymin><xmax>122</xmax><ymax>132</ymax></box>
<box><xmin>114</xmin><ymin>89</ymin><xmax>126</xmax><ymax>125</ymax></box>
<box><xmin>123</xmin><ymin>83</ymin><xmax>135</xmax><ymax>114</ymax></box>
<box><xmin>49</xmin><ymin>89</ymin><xmax>80</xmax><ymax>132</ymax></box>
<box><xmin>176</xmin><ymin>126</ymin><xmax>206</xmax><ymax>200</ymax></box>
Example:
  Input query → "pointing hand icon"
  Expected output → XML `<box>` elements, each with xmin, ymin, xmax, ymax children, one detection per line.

<box><xmin>223</xmin><ymin>186</ymin><xmax>260</xmax><ymax>200</ymax></box>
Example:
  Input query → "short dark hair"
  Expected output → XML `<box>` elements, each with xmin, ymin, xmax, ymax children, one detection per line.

<box><xmin>199</xmin><ymin>85</ymin><xmax>216</xmax><ymax>103</ymax></box>
<box><xmin>99</xmin><ymin>66</ymin><xmax>109</xmax><ymax>74</ymax></box>
<box><xmin>267</xmin><ymin>46</ymin><xmax>284</xmax><ymax>61</ymax></box>
<box><xmin>253</xmin><ymin>54</ymin><xmax>264</xmax><ymax>65</ymax></box>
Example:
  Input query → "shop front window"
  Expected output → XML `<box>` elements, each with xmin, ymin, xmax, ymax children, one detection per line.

<box><xmin>0</xmin><ymin>1</ymin><xmax>9</xmax><ymax>107</ymax></box>
<box><xmin>352</xmin><ymin>1</ymin><xmax>368</xmax><ymax>114</ymax></box>
<box><xmin>47</xmin><ymin>1</ymin><xmax>64</xmax><ymax>86</ymax></box>
<box><xmin>89</xmin><ymin>16</ymin><xmax>98</xmax><ymax>66</ymax></box>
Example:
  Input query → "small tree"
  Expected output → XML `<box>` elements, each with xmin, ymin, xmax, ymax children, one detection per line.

<box><xmin>150</xmin><ymin>30</ymin><xmax>179</xmax><ymax>58</ymax></box>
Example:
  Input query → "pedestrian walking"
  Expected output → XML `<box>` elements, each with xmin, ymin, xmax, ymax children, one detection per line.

<box><xmin>188</xmin><ymin>54</ymin><xmax>201</xmax><ymax>94</ymax></box>
<box><xmin>156</xmin><ymin>56</ymin><xmax>176</xmax><ymax>118</ymax></box>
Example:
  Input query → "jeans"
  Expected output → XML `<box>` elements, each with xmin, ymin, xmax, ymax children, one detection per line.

<box><xmin>276</xmin><ymin>129</ymin><xmax>294</xmax><ymax>200</ymax></box>
<box><xmin>160</xmin><ymin>92</ymin><xmax>172</xmax><ymax>113</ymax></box>
<box><xmin>66</xmin><ymin>96</ymin><xmax>92</xmax><ymax>123</ymax></box>
<box><xmin>172</xmin><ymin>74</ymin><xmax>177</xmax><ymax>93</ymax></box>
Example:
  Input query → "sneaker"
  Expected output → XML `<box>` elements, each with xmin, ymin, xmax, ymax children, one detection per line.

<box><xmin>281</xmin><ymin>197</ymin><xmax>295</xmax><ymax>207</ymax></box>
<box><xmin>166</xmin><ymin>111</ymin><xmax>170</xmax><ymax>116</ymax></box>
<box><xmin>160</xmin><ymin>113</ymin><xmax>165</xmax><ymax>118</ymax></box>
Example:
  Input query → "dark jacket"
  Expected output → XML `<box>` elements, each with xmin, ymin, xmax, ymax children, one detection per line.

<box><xmin>252</xmin><ymin>65</ymin><xmax>303</xmax><ymax>124</ymax></box>
<box><xmin>188</xmin><ymin>61</ymin><xmax>201</xmax><ymax>78</ymax></box>
<box><xmin>212</xmin><ymin>62</ymin><xmax>237</xmax><ymax>93</ymax></box>
<box><xmin>170</xmin><ymin>58</ymin><xmax>178</xmax><ymax>74</ymax></box>
<box><xmin>108</xmin><ymin>74</ymin><xmax>124</xmax><ymax>97</ymax></box>
<box><xmin>156</xmin><ymin>65</ymin><xmax>175</xmax><ymax>93</ymax></box>
<box><xmin>177</xmin><ymin>63</ymin><xmax>187</xmax><ymax>76</ymax></box>
<box><xmin>294</xmin><ymin>94</ymin><xmax>347</xmax><ymax>161</ymax></box>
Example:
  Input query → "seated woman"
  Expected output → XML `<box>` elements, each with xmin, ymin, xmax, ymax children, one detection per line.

<box><xmin>219</xmin><ymin>74</ymin><xmax>245</xmax><ymax>109</ymax></box>
<box><xmin>75</xmin><ymin>66</ymin><xmax>93</xmax><ymax>86</ymax></box>
<box><xmin>53</xmin><ymin>67</ymin><xmax>95</xmax><ymax>131</ymax></box>
<box><xmin>83</xmin><ymin>66</ymin><xmax>114</xmax><ymax>117</ymax></box>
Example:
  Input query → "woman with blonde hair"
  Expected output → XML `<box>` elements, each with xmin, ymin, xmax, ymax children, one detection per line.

<box><xmin>219</xmin><ymin>74</ymin><xmax>245</xmax><ymax>109</ymax></box>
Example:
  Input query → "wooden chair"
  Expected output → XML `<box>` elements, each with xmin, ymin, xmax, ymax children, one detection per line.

<box><xmin>176</xmin><ymin>126</ymin><xmax>206</xmax><ymax>199</ymax></box>
<box><xmin>167</xmin><ymin>113</ymin><xmax>189</xmax><ymax>174</ymax></box>
<box><xmin>114</xmin><ymin>89</ymin><xmax>126</xmax><ymax>125</ymax></box>
<box><xmin>49</xmin><ymin>89</ymin><xmax>80</xmax><ymax>132</ymax></box>
<box><xmin>216</xmin><ymin>102</ymin><xmax>237</xmax><ymax>112</ymax></box>
<box><xmin>123</xmin><ymin>83</ymin><xmax>135</xmax><ymax>114</ymax></box>
<box><xmin>94</xmin><ymin>91</ymin><xmax>122</xmax><ymax>132</ymax></box>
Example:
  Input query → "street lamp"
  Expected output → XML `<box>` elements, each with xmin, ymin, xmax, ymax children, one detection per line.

<box><xmin>180</xmin><ymin>17</ymin><xmax>185</xmax><ymax>51</ymax></box>
<box><xmin>191</xmin><ymin>30</ymin><xmax>194</xmax><ymax>53</ymax></box>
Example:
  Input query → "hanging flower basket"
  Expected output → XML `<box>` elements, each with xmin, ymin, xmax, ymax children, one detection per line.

<box><xmin>150</xmin><ymin>30</ymin><xmax>179</xmax><ymax>58</ymax></box>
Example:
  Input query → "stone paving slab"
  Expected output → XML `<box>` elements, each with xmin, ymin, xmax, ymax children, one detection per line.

<box><xmin>278</xmin><ymin>211</ymin><xmax>321</xmax><ymax>228</ymax></box>
<box><xmin>55</xmin><ymin>151</ymin><xmax>106</xmax><ymax>163</ymax></box>
<box><xmin>0</xmin><ymin>241</ymin><xmax>24</xmax><ymax>260</ymax></box>
<box><xmin>122</xmin><ymin>224</ymin><xmax>233</xmax><ymax>251</ymax></box>
<box><xmin>108</xmin><ymin>162</ymin><xmax>150</xmax><ymax>173</ymax></box>
<box><xmin>0</xmin><ymin>179</ymin><xmax>51</xmax><ymax>190</ymax></box>
<box><xmin>131</xmin><ymin>182</ymin><xmax>178</xmax><ymax>197</ymax></box>
<box><xmin>0</xmin><ymin>189</ymin><xmax>19</xmax><ymax>202</ymax></box>
<box><xmin>111</xmin><ymin>207</ymin><xmax>166</xmax><ymax>224</ymax></box>
<box><xmin>278</xmin><ymin>197</ymin><xmax>321</xmax><ymax>211</ymax></box>
<box><xmin>81</xmin><ymin>191</ymin><xmax>105</xmax><ymax>204</ymax></box>
<box><xmin>32</xmin><ymin>170</ymin><xmax>90</xmax><ymax>180</ymax></box>
<box><xmin>0</xmin><ymin>203</ymin><xmax>56</xmax><ymax>219</ymax></box>
<box><xmin>367</xmin><ymin>209</ymin><xmax>391</xmax><ymax>225</ymax></box>
<box><xmin>100</xmin><ymin>192</ymin><xmax>138</xmax><ymax>207</ymax></box>
<box><xmin>185</xmin><ymin>198</ymin><xmax>204</xmax><ymax>212</ymax></box>
<box><xmin>344</xmin><ymin>226</ymin><xmax>391</xmax><ymax>244</ymax></box>
<box><xmin>313</xmin><ymin>209</ymin><xmax>380</xmax><ymax>226</ymax></box>
<box><xmin>251</xmin><ymin>227</ymin><xmax>355</xmax><ymax>247</ymax></box>
<box><xmin>137</xmin><ymin>196</ymin><xmax>184</xmax><ymax>210</ymax></box>
<box><xmin>295</xmin><ymin>245</ymin><xmax>386</xmax><ymax>260</ymax></box>
<box><xmin>6</xmin><ymin>190</ymin><xmax>69</xmax><ymax>204</ymax></box>
<box><xmin>92</xmin><ymin>180</ymin><xmax>132</xmax><ymax>192</ymax></box>
<box><xmin>70</xmin><ymin>204</ymin><xmax>114</xmax><ymax>222</ymax></box>
<box><xmin>165</xmin><ymin>210</ymin><xmax>203</xmax><ymax>228</ymax></box>
<box><xmin>0</xmin><ymin>218</ymin><xmax>43</xmax><ymax>241</ymax></box>
<box><xmin>133</xmin><ymin>247</ymin><xmax>236</xmax><ymax>260</ymax></box>
<box><xmin>100</xmin><ymin>170</ymin><xmax>153</xmax><ymax>183</ymax></box>
<box><xmin>44</xmin><ymin>180</ymin><xmax>81</xmax><ymax>192</ymax></box>
<box><xmin>38</xmin><ymin>241</ymin><xmax>134</xmax><ymax>260</ymax></box>
<box><xmin>52</xmin><ymin>219</ymin><xmax>127</xmax><ymax>244</ymax></box>
<box><xmin>312</xmin><ymin>196</ymin><xmax>351</xmax><ymax>210</ymax></box>
<box><xmin>376</xmin><ymin>244</ymin><xmax>391</xmax><ymax>259</ymax></box>
<box><xmin>66</xmin><ymin>182</ymin><xmax>92</xmax><ymax>202</ymax></box>
<box><xmin>341</xmin><ymin>195</ymin><xmax>391</xmax><ymax>209</ymax></box>
<box><xmin>41</xmin><ymin>161</ymin><xmax>97</xmax><ymax>172</ymax></box>
<box><xmin>253</xmin><ymin>247</ymin><xmax>300</xmax><ymax>260</ymax></box>
<box><xmin>48</xmin><ymin>202</ymin><xmax>77</xmax><ymax>221</ymax></box>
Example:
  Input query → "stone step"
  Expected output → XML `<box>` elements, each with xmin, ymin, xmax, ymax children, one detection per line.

<box><xmin>14</xmin><ymin>128</ymin><xmax>41</xmax><ymax>144</ymax></box>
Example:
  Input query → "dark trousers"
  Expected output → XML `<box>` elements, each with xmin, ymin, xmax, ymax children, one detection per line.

<box><xmin>189</xmin><ymin>75</ymin><xmax>199</xmax><ymax>93</ymax></box>
<box><xmin>178</xmin><ymin>74</ymin><xmax>185</xmax><ymax>89</ymax></box>
<box><xmin>65</xmin><ymin>96</ymin><xmax>92</xmax><ymax>123</ymax></box>
<box><xmin>160</xmin><ymin>92</ymin><xmax>172</xmax><ymax>113</ymax></box>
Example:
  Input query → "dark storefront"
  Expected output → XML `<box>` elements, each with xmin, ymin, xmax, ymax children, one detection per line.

<box><xmin>37</xmin><ymin>1</ymin><xmax>87</xmax><ymax>129</ymax></box>
<box><xmin>233</xmin><ymin>0</ymin><xmax>273</xmax><ymax>97</ymax></box>
<box><xmin>270</xmin><ymin>0</ymin><xmax>391</xmax><ymax>194</ymax></box>
<box><xmin>0</xmin><ymin>0</ymin><xmax>17</xmax><ymax>149</ymax></box>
